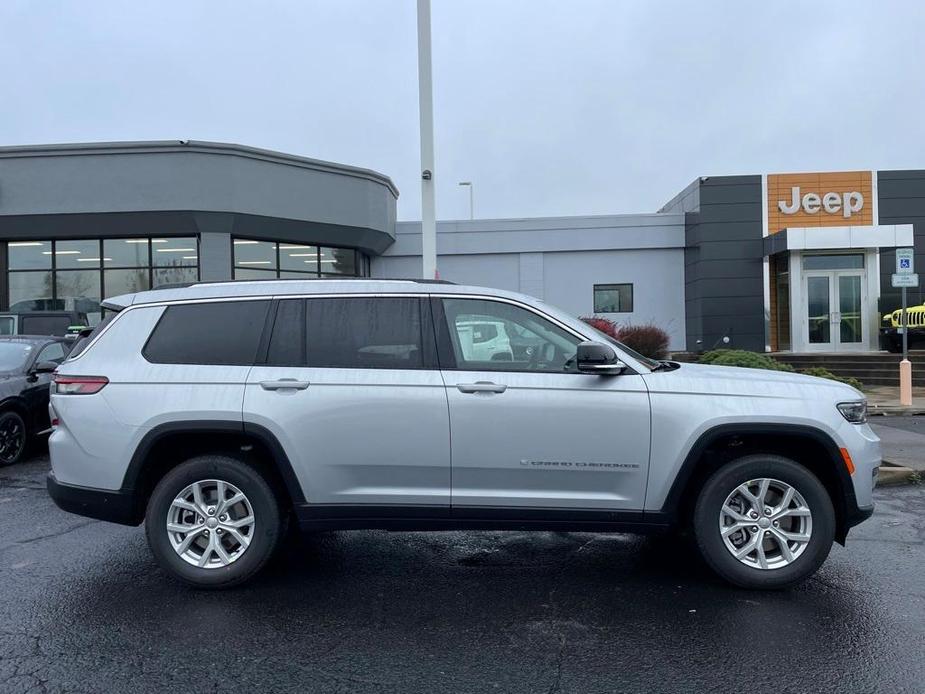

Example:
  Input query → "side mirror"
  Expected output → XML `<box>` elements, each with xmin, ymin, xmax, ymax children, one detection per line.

<box><xmin>576</xmin><ymin>341</ymin><xmax>626</xmax><ymax>375</ymax></box>
<box><xmin>32</xmin><ymin>361</ymin><xmax>59</xmax><ymax>375</ymax></box>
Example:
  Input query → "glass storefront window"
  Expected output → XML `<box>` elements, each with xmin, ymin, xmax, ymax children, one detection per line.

<box><xmin>321</xmin><ymin>247</ymin><xmax>357</xmax><ymax>275</ymax></box>
<box><xmin>232</xmin><ymin>238</ymin><xmax>367</xmax><ymax>279</ymax></box>
<box><xmin>233</xmin><ymin>239</ymin><xmax>276</xmax><ymax>270</ymax></box>
<box><xmin>152</xmin><ymin>237</ymin><xmax>198</xmax><ymax>267</ymax></box>
<box><xmin>803</xmin><ymin>254</ymin><xmax>864</xmax><ymax>270</ymax></box>
<box><xmin>8</xmin><ymin>272</ymin><xmax>54</xmax><ymax>311</ymax></box>
<box><xmin>9</xmin><ymin>241</ymin><xmax>51</xmax><ymax>270</ymax></box>
<box><xmin>104</xmin><ymin>238</ymin><xmax>150</xmax><ymax>267</ymax></box>
<box><xmin>154</xmin><ymin>266</ymin><xmax>199</xmax><ymax>288</ymax></box>
<box><xmin>105</xmin><ymin>269</ymin><xmax>150</xmax><ymax>296</ymax></box>
<box><xmin>235</xmin><ymin>268</ymin><xmax>278</xmax><ymax>280</ymax></box>
<box><xmin>6</xmin><ymin>238</ymin><xmax>200</xmax><ymax>320</ymax></box>
<box><xmin>54</xmin><ymin>239</ymin><xmax>102</xmax><ymax>269</ymax></box>
<box><xmin>279</xmin><ymin>244</ymin><xmax>318</xmax><ymax>272</ymax></box>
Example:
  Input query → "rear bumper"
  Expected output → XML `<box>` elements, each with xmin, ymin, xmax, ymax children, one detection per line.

<box><xmin>46</xmin><ymin>473</ymin><xmax>141</xmax><ymax>526</ymax></box>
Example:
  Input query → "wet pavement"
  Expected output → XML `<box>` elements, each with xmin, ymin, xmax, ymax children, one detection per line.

<box><xmin>1</xmin><ymin>453</ymin><xmax>923</xmax><ymax>694</ymax></box>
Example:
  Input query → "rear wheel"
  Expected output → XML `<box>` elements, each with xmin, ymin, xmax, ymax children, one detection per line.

<box><xmin>0</xmin><ymin>411</ymin><xmax>27</xmax><ymax>467</ymax></box>
<box><xmin>693</xmin><ymin>454</ymin><xmax>835</xmax><ymax>589</ymax></box>
<box><xmin>145</xmin><ymin>455</ymin><xmax>284</xmax><ymax>588</ymax></box>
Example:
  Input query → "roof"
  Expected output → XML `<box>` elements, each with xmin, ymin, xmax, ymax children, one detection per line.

<box><xmin>0</xmin><ymin>140</ymin><xmax>399</xmax><ymax>197</ymax></box>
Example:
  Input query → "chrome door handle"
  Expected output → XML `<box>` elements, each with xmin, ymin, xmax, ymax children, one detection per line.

<box><xmin>457</xmin><ymin>382</ymin><xmax>507</xmax><ymax>394</ymax></box>
<box><xmin>259</xmin><ymin>379</ymin><xmax>310</xmax><ymax>391</ymax></box>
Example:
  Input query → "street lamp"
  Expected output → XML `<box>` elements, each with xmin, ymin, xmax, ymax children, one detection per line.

<box><xmin>458</xmin><ymin>181</ymin><xmax>474</xmax><ymax>220</ymax></box>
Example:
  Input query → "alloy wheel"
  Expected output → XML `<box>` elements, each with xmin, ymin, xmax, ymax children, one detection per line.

<box><xmin>719</xmin><ymin>478</ymin><xmax>813</xmax><ymax>570</ymax></box>
<box><xmin>0</xmin><ymin>416</ymin><xmax>25</xmax><ymax>464</ymax></box>
<box><xmin>166</xmin><ymin>479</ymin><xmax>256</xmax><ymax>569</ymax></box>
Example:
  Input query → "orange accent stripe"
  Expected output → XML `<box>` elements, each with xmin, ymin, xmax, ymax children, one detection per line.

<box><xmin>840</xmin><ymin>448</ymin><xmax>856</xmax><ymax>475</ymax></box>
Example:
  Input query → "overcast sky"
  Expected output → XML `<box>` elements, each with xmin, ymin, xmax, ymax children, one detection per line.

<box><xmin>2</xmin><ymin>1</ymin><xmax>924</xmax><ymax>221</ymax></box>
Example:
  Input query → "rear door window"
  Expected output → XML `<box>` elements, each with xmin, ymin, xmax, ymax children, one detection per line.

<box><xmin>305</xmin><ymin>297</ymin><xmax>425</xmax><ymax>369</ymax></box>
<box><xmin>143</xmin><ymin>300</ymin><xmax>271</xmax><ymax>365</ymax></box>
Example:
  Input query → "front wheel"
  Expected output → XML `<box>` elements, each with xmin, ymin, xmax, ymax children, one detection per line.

<box><xmin>693</xmin><ymin>455</ymin><xmax>835</xmax><ymax>589</ymax></box>
<box><xmin>145</xmin><ymin>455</ymin><xmax>284</xmax><ymax>588</ymax></box>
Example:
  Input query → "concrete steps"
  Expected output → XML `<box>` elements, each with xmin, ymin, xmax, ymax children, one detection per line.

<box><xmin>667</xmin><ymin>351</ymin><xmax>925</xmax><ymax>387</ymax></box>
<box><xmin>771</xmin><ymin>353</ymin><xmax>925</xmax><ymax>387</ymax></box>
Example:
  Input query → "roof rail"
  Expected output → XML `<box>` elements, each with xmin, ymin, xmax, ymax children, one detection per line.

<box><xmin>188</xmin><ymin>277</ymin><xmax>457</xmax><ymax>286</ymax></box>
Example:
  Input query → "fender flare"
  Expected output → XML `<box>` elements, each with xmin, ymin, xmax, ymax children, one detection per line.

<box><xmin>658</xmin><ymin>423</ymin><xmax>858</xmax><ymax>530</ymax></box>
<box><xmin>122</xmin><ymin>420</ymin><xmax>305</xmax><ymax>504</ymax></box>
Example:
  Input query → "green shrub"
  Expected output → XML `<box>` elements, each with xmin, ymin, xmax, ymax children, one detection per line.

<box><xmin>698</xmin><ymin>349</ymin><xmax>793</xmax><ymax>372</ymax></box>
<box><xmin>797</xmin><ymin>366</ymin><xmax>863</xmax><ymax>391</ymax></box>
<box><xmin>699</xmin><ymin>350</ymin><xmax>863</xmax><ymax>390</ymax></box>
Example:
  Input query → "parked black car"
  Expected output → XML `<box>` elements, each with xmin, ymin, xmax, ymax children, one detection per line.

<box><xmin>0</xmin><ymin>336</ymin><xmax>72</xmax><ymax>465</ymax></box>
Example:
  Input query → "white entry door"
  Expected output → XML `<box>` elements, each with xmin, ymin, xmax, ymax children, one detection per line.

<box><xmin>803</xmin><ymin>270</ymin><xmax>866</xmax><ymax>352</ymax></box>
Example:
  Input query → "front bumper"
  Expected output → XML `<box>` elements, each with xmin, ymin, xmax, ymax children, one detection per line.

<box><xmin>46</xmin><ymin>473</ymin><xmax>141</xmax><ymax>526</ymax></box>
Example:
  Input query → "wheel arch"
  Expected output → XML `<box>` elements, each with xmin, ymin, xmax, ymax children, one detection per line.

<box><xmin>121</xmin><ymin>421</ymin><xmax>305</xmax><ymax>524</ymax></box>
<box><xmin>0</xmin><ymin>395</ymin><xmax>30</xmax><ymax>422</ymax></box>
<box><xmin>660</xmin><ymin>423</ymin><xmax>858</xmax><ymax>544</ymax></box>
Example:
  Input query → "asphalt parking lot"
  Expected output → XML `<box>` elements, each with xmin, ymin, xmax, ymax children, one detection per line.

<box><xmin>1</xmin><ymin>452</ymin><xmax>924</xmax><ymax>694</ymax></box>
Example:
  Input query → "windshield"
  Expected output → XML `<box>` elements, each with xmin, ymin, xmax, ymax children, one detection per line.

<box><xmin>579</xmin><ymin>322</ymin><xmax>661</xmax><ymax>370</ymax></box>
<box><xmin>0</xmin><ymin>342</ymin><xmax>35</xmax><ymax>372</ymax></box>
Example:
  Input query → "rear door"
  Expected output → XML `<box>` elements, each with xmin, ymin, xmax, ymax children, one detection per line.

<box><xmin>244</xmin><ymin>295</ymin><xmax>451</xmax><ymax>508</ymax></box>
<box><xmin>435</xmin><ymin>296</ymin><xmax>651</xmax><ymax>511</ymax></box>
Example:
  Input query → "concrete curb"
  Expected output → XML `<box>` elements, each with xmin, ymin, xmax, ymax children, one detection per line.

<box><xmin>877</xmin><ymin>463</ymin><xmax>919</xmax><ymax>486</ymax></box>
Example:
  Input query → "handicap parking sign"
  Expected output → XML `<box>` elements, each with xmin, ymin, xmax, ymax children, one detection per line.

<box><xmin>897</xmin><ymin>248</ymin><xmax>915</xmax><ymax>274</ymax></box>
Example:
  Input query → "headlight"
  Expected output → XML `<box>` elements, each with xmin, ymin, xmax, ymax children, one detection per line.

<box><xmin>837</xmin><ymin>400</ymin><xmax>867</xmax><ymax>424</ymax></box>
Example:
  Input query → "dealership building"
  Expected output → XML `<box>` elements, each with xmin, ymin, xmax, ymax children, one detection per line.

<box><xmin>0</xmin><ymin>140</ymin><xmax>922</xmax><ymax>354</ymax></box>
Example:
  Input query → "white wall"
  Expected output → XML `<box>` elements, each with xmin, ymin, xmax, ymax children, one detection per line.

<box><xmin>371</xmin><ymin>213</ymin><xmax>687</xmax><ymax>350</ymax></box>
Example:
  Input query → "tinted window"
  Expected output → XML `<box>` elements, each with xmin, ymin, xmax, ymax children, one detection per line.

<box><xmin>20</xmin><ymin>315</ymin><xmax>74</xmax><ymax>335</ymax></box>
<box><xmin>144</xmin><ymin>300</ymin><xmax>270</xmax><ymax>365</ymax></box>
<box><xmin>441</xmin><ymin>298</ymin><xmax>580</xmax><ymax>373</ymax></box>
<box><xmin>266</xmin><ymin>299</ymin><xmax>305</xmax><ymax>366</ymax></box>
<box><xmin>306</xmin><ymin>298</ymin><xmax>423</xmax><ymax>369</ymax></box>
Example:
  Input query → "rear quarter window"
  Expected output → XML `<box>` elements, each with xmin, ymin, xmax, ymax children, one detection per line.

<box><xmin>143</xmin><ymin>300</ymin><xmax>271</xmax><ymax>365</ymax></box>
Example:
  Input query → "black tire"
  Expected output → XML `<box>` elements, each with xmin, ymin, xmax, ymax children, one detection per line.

<box><xmin>145</xmin><ymin>455</ymin><xmax>284</xmax><ymax>589</ymax></box>
<box><xmin>0</xmin><ymin>411</ymin><xmax>27</xmax><ymax>467</ymax></box>
<box><xmin>693</xmin><ymin>454</ymin><xmax>835</xmax><ymax>589</ymax></box>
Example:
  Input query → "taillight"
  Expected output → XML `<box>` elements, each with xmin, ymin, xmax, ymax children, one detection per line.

<box><xmin>54</xmin><ymin>375</ymin><xmax>109</xmax><ymax>395</ymax></box>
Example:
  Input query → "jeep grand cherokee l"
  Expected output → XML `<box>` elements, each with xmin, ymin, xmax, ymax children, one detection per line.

<box><xmin>47</xmin><ymin>279</ymin><xmax>878</xmax><ymax>589</ymax></box>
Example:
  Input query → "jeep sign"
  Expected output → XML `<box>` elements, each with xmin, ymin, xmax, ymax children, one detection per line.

<box><xmin>766</xmin><ymin>172</ymin><xmax>874</xmax><ymax>233</ymax></box>
<box><xmin>778</xmin><ymin>187</ymin><xmax>864</xmax><ymax>218</ymax></box>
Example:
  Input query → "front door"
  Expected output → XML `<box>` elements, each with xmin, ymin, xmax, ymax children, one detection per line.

<box><xmin>434</xmin><ymin>296</ymin><xmax>651</xmax><ymax>511</ymax></box>
<box><xmin>804</xmin><ymin>270</ymin><xmax>866</xmax><ymax>351</ymax></box>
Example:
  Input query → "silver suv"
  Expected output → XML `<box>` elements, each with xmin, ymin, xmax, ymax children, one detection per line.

<box><xmin>47</xmin><ymin>279</ymin><xmax>879</xmax><ymax>589</ymax></box>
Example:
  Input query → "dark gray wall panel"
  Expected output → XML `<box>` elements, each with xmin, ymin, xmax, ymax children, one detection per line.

<box><xmin>684</xmin><ymin>176</ymin><xmax>764</xmax><ymax>351</ymax></box>
<box><xmin>877</xmin><ymin>170</ymin><xmax>925</xmax><ymax>313</ymax></box>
